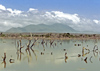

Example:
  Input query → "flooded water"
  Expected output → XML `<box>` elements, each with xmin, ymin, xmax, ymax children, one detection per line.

<box><xmin>0</xmin><ymin>38</ymin><xmax>100</xmax><ymax>71</ymax></box>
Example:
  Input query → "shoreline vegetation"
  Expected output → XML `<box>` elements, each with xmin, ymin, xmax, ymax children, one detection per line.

<box><xmin>0</xmin><ymin>32</ymin><xmax>100</xmax><ymax>40</ymax></box>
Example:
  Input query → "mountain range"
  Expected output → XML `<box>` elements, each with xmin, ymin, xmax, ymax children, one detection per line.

<box><xmin>6</xmin><ymin>23</ymin><xmax>76</xmax><ymax>33</ymax></box>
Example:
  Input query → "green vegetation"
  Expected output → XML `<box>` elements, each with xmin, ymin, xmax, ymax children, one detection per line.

<box><xmin>45</xmin><ymin>33</ymin><xmax>52</xmax><ymax>38</ymax></box>
<box><xmin>0</xmin><ymin>32</ymin><xmax>6</xmax><ymax>37</ymax></box>
<box><xmin>0</xmin><ymin>32</ymin><xmax>100</xmax><ymax>39</ymax></box>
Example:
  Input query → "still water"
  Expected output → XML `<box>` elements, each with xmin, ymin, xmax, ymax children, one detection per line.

<box><xmin>0</xmin><ymin>39</ymin><xmax>100</xmax><ymax>71</ymax></box>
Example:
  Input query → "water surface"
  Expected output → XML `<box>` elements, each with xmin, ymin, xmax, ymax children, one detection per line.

<box><xmin>0</xmin><ymin>39</ymin><xmax>100</xmax><ymax>71</ymax></box>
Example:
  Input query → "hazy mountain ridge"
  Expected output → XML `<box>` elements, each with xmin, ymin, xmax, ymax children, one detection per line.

<box><xmin>6</xmin><ymin>23</ymin><xmax>76</xmax><ymax>33</ymax></box>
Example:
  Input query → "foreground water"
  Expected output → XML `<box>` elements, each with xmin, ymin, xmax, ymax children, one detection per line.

<box><xmin>0</xmin><ymin>38</ymin><xmax>100</xmax><ymax>71</ymax></box>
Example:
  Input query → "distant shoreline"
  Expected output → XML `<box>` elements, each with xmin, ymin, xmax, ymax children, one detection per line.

<box><xmin>0</xmin><ymin>32</ymin><xmax>99</xmax><ymax>40</ymax></box>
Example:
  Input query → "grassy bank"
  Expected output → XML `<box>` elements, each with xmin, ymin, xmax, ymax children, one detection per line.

<box><xmin>0</xmin><ymin>32</ymin><xmax>99</xmax><ymax>40</ymax></box>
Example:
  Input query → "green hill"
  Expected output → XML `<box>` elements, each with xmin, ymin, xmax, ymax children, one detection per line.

<box><xmin>6</xmin><ymin>23</ymin><xmax>76</xmax><ymax>33</ymax></box>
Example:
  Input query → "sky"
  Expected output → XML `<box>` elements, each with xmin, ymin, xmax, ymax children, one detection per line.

<box><xmin>0</xmin><ymin>0</ymin><xmax>100</xmax><ymax>19</ymax></box>
<box><xmin>0</xmin><ymin>0</ymin><xmax>100</xmax><ymax>32</ymax></box>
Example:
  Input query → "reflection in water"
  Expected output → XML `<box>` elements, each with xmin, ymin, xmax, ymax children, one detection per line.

<box><xmin>1</xmin><ymin>53</ymin><xmax>6</xmax><ymax>68</ymax></box>
<box><xmin>17</xmin><ymin>40</ymin><xmax>24</xmax><ymax>61</ymax></box>
<box><xmin>90</xmin><ymin>56</ymin><xmax>93</xmax><ymax>63</ymax></box>
<box><xmin>41</xmin><ymin>39</ymin><xmax>45</xmax><ymax>51</ymax></box>
<box><xmin>93</xmin><ymin>51</ymin><xmax>98</xmax><ymax>57</ymax></box>
<box><xmin>1</xmin><ymin>39</ymin><xmax>100</xmax><ymax>71</ymax></box>
<box><xmin>50</xmin><ymin>40</ymin><xmax>54</xmax><ymax>47</ymax></box>
<box><xmin>82</xmin><ymin>47</ymin><xmax>90</xmax><ymax>57</ymax></box>
<box><xmin>51</xmin><ymin>52</ymin><xmax>53</xmax><ymax>55</ymax></box>
<box><xmin>41</xmin><ymin>52</ymin><xmax>44</xmax><ymax>55</ymax></box>
<box><xmin>9</xmin><ymin>58</ymin><xmax>14</xmax><ymax>63</ymax></box>
<box><xmin>9</xmin><ymin>55</ymin><xmax>15</xmax><ymax>63</ymax></box>
<box><xmin>93</xmin><ymin>45</ymin><xmax>99</xmax><ymax>57</ymax></box>
<box><xmin>25</xmin><ymin>39</ymin><xmax>38</xmax><ymax>62</ymax></box>
<box><xmin>65</xmin><ymin>52</ymin><xmax>68</xmax><ymax>63</ymax></box>
<box><xmin>25</xmin><ymin>40</ymin><xmax>31</xmax><ymax>56</ymax></box>
<box><xmin>84</xmin><ymin>57</ymin><xmax>87</xmax><ymax>63</ymax></box>
<box><xmin>78</xmin><ymin>54</ymin><xmax>81</xmax><ymax>57</ymax></box>
<box><xmin>93</xmin><ymin>45</ymin><xmax>98</xmax><ymax>52</ymax></box>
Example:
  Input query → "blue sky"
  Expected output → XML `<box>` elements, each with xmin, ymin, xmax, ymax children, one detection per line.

<box><xmin>0</xmin><ymin>0</ymin><xmax>100</xmax><ymax>19</ymax></box>
<box><xmin>0</xmin><ymin>0</ymin><xmax>100</xmax><ymax>32</ymax></box>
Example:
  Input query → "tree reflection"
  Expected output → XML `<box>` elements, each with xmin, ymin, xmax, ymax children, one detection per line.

<box><xmin>82</xmin><ymin>47</ymin><xmax>90</xmax><ymax>57</ymax></box>
<box><xmin>84</xmin><ymin>57</ymin><xmax>87</xmax><ymax>63</ymax></box>
<box><xmin>17</xmin><ymin>40</ymin><xmax>24</xmax><ymax>61</ymax></box>
<box><xmin>24</xmin><ymin>39</ymin><xmax>38</xmax><ymax>62</ymax></box>
<box><xmin>1</xmin><ymin>39</ymin><xmax>100</xmax><ymax>69</ymax></box>
<box><xmin>65</xmin><ymin>52</ymin><xmax>68</xmax><ymax>63</ymax></box>
<box><xmin>1</xmin><ymin>53</ymin><xmax>6</xmax><ymax>68</ymax></box>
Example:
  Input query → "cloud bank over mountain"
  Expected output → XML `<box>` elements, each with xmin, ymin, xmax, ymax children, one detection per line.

<box><xmin>0</xmin><ymin>4</ymin><xmax>100</xmax><ymax>32</ymax></box>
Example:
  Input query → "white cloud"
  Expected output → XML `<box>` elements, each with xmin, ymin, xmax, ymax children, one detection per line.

<box><xmin>7</xmin><ymin>8</ymin><xmax>22</xmax><ymax>16</ymax></box>
<box><xmin>3</xmin><ymin>21</ymin><xmax>22</xmax><ymax>27</ymax></box>
<box><xmin>0</xmin><ymin>4</ymin><xmax>100</xmax><ymax>32</ymax></box>
<box><xmin>28</xmin><ymin>8</ymin><xmax>38</xmax><ymax>11</ymax></box>
<box><xmin>51</xmin><ymin>11</ymin><xmax>80</xmax><ymax>24</ymax></box>
<box><xmin>12</xmin><ymin>9</ymin><xmax>22</xmax><ymax>15</ymax></box>
<box><xmin>28</xmin><ymin>8</ymin><xmax>38</xmax><ymax>14</ymax></box>
<box><xmin>7</xmin><ymin>8</ymin><xmax>13</xmax><ymax>13</ymax></box>
<box><xmin>93</xmin><ymin>20</ymin><xmax>99</xmax><ymax>24</ymax></box>
<box><xmin>0</xmin><ymin>4</ymin><xmax>6</xmax><ymax>10</ymax></box>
